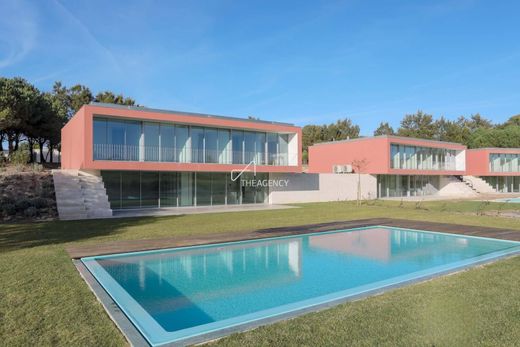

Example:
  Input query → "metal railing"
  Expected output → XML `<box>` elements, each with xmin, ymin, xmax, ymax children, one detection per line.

<box><xmin>93</xmin><ymin>143</ymin><xmax>297</xmax><ymax>166</ymax></box>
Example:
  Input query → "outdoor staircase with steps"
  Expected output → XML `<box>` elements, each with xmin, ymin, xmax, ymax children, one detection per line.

<box><xmin>460</xmin><ymin>175</ymin><xmax>496</xmax><ymax>194</ymax></box>
<box><xmin>52</xmin><ymin>170</ymin><xmax>112</xmax><ymax>220</ymax></box>
<box><xmin>437</xmin><ymin>176</ymin><xmax>479</xmax><ymax>197</ymax></box>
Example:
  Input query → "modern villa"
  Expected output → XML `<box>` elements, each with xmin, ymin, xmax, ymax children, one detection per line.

<box><xmin>57</xmin><ymin>103</ymin><xmax>520</xmax><ymax>219</ymax></box>
<box><xmin>60</xmin><ymin>103</ymin><xmax>301</xmax><ymax>215</ymax></box>
<box><xmin>466</xmin><ymin>148</ymin><xmax>520</xmax><ymax>193</ymax></box>
<box><xmin>307</xmin><ymin>136</ymin><xmax>467</xmax><ymax>198</ymax></box>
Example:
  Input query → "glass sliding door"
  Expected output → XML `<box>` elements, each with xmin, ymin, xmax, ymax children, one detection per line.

<box><xmin>218</xmin><ymin>129</ymin><xmax>231</xmax><ymax>164</ymax></box>
<box><xmin>179</xmin><ymin>172</ymin><xmax>194</xmax><ymax>206</ymax></box>
<box><xmin>160</xmin><ymin>172</ymin><xmax>178</xmax><ymax>207</ymax></box>
<box><xmin>204</xmin><ymin>128</ymin><xmax>218</xmax><ymax>163</ymax></box>
<box><xmin>101</xmin><ymin>171</ymin><xmax>121</xmax><ymax>209</ymax></box>
<box><xmin>212</xmin><ymin>173</ymin><xmax>227</xmax><ymax>205</ymax></box>
<box><xmin>232</xmin><ymin>130</ymin><xmax>244</xmax><ymax>164</ymax></box>
<box><xmin>121</xmin><ymin>171</ymin><xmax>141</xmax><ymax>209</ymax></box>
<box><xmin>144</xmin><ymin>123</ymin><xmax>160</xmax><ymax>161</ymax></box>
<box><xmin>175</xmin><ymin>126</ymin><xmax>190</xmax><ymax>163</ymax></box>
<box><xmin>141</xmin><ymin>172</ymin><xmax>159</xmax><ymax>207</ymax></box>
<box><xmin>160</xmin><ymin>124</ymin><xmax>175</xmax><ymax>162</ymax></box>
<box><xmin>196</xmin><ymin>172</ymin><xmax>212</xmax><ymax>206</ymax></box>
<box><xmin>227</xmin><ymin>174</ymin><xmax>241</xmax><ymax>204</ymax></box>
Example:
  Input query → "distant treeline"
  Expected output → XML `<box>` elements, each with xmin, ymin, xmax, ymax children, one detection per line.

<box><xmin>0</xmin><ymin>77</ymin><xmax>137</xmax><ymax>163</ymax></box>
<box><xmin>303</xmin><ymin>111</ymin><xmax>520</xmax><ymax>162</ymax></box>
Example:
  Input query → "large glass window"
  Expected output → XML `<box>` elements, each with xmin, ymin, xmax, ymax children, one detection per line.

<box><xmin>212</xmin><ymin>173</ymin><xmax>227</xmax><ymax>205</ymax></box>
<box><xmin>175</xmin><ymin>126</ymin><xmax>190</xmax><ymax>163</ymax></box>
<box><xmin>489</xmin><ymin>153</ymin><xmax>520</xmax><ymax>172</ymax></box>
<box><xmin>204</xmin><ymin>128</ymin><xmax>218</xmax><ymax>163</ymax></box>
<box><xmin>377</xmin><ymin>175</ymin><xmax>440</xmax><ymax>198</ymax></box>
<box><xmin>232</xmin><ymin>130</ymin><xmax>244</xmax><ymax>164</ymax></box>
<box><xmin>94</xmin><ymin>116</ymin><xmax>289</xmax><ymax>166</ymax></box>
<box><xmin>279</xmin><ymin>134</ymin><xmax>289</xmax><ymax>165</ymax></box>
<box><xmin>160</xmin><ymin>124</ymin><xmax>175</xmax><ymax>162</ymax></box>
<box><xmin>121</xmin><ymin>171</ymin><xmax>140</xmax><ymax>209</ymax></box>
<box><xmin>144</xmin><ymin>123</ymin><xmax>160</xmax><ymax>162</ymax></box>
<box><xmin>390</xmin><ymin>143</ymin><xmax>457</xmax><ymax>171</ymax></box>
<box><xmin>191</xmin><ymin>127</ymin><xmax>204</xmax><ymax>163</ymax></box>
<box><xmin>141</xmin><ymin>172</ymin><xmax>159</xmax><ymax>207</ymax></box>
<box><xmin>218</xmin><ymin>129</ymin><xmax>231</xmax><ymax>164</ymax></box>
<box><xmin>196</xmin><ymin>172</ymin><xmax>212</xmax><ymax>206</ymax></box>
<box><xmin>102</xmin><ymin>171</ymin><xmax>121</xmax><ymax>209</ymax></box>
<box><xmin>267</xmin><ymin>133</ymin><xmax>279</xmax><ymax>165</ymax></box>
<box><xmin>160</xmin><ymin>172</ymin><xmax>178</xmax><ymax>207</ymax></box>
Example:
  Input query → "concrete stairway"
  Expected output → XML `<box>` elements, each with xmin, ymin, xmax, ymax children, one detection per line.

<box><xmin>437</xmin><ymin>176</ymin><xmax>479</xmax><ymax>197</ymax></box>
<box><xmin>52</xmin><ymin>170</ymin><xmax>112</xmax><ymax>220</ymax></box>
<box><xmin>461</xmin><ymin>175</ymin><xmax>495</xmax><ymax>194</ymax></box>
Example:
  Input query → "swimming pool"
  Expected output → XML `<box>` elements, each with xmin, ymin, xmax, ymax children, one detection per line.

<box><xmin>82</xmin><ymin>226</ymin><xmax>520</xmax><ymax>346</ymax></box>
<box><xmin>493</xmin><ymin>197</ymin><xmax>520</xmax><ymax>203</ymax></box>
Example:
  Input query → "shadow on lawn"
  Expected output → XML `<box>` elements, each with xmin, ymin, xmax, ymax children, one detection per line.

<box><xmin>0</xmin><ymin>215</ymin><xmax>185</xmax><ymax>253</ymax></box>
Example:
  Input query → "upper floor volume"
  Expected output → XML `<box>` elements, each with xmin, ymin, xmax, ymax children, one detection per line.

<box><xmin>61</xmin><ymin>103</ymin><xmax>302</xmax><ymax>173</ymax></box>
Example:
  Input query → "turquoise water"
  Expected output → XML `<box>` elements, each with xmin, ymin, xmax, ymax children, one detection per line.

<box><xmin>494</xmin><ymin>197</ymin><xmax>520</xmax><ymax>203</ymax></box>
<box><xmin>82</xmin><ymin>226</ymin><xmax>520</xmax><ymax>346</ymax></box>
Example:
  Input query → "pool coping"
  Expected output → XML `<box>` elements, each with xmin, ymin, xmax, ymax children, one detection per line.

<box><xmin>74</xmin><ymin>223</ymin><xmax>520</xmax><ymax>346</ymax></box>
<box><xmin>66</xmin><ymin>218</ymin><xmax>520</xmax><ymax>259</ymax></box>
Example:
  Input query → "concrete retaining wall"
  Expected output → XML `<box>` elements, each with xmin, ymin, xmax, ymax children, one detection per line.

<box><xmin>269</xmin><ymin>173</ymin><xmax>377</xmax><ymax>204</ymax></box>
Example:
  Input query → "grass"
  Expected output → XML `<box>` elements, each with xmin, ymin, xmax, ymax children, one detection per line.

<box><xmin>0</xmin><ymin>199</ymin><xmax>519</xmax><ymax>346</ymax></box>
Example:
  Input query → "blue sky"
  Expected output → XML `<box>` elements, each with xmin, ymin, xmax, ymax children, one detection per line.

<box><xmin>1</xmin><ymin>0</ymin><xmax>519</xmax><ymax>134</ymax></box>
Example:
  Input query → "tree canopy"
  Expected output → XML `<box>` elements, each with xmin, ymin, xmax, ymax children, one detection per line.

<box><xmin>0</xmin><ymin>77</ymin><xmax>138</xmax><ymax>163</ymax></box>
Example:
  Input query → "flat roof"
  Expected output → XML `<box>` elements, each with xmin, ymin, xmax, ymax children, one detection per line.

<box><xmin>311</xmin><ymin>135</ymin><xmax>466</xmax><ymax>147</ymax></box>
<box><xmin>88</xmin><ymin>102</ymin><xmax>296</xmax><ymax>127</ymax></box>
<box><xmin>467</xmin><ymin>147</ymin><xmax>520</xmax><ymax>152</ymax></box>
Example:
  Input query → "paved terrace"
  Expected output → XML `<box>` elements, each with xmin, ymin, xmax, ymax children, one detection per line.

<box><xmin>66</xmin><ymin>218</ymin><xmax>520</xmax><ymax>259</ymax></box>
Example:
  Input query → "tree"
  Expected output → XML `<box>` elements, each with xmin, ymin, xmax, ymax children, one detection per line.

<box><xmin>95</xmin><ymin>91</ymin><xmax>136</xmax><ymax>106</ymax></box>
<box><xmin>0</xmin><ymin>77</ymin><xmax>42</xmax><ymax>153</ymax></box>
<box><xmin>68</xmin><ymin>84</ymin><xmax>93</xmax><ymax>115</ymax></box>
<box><xmin>352</xmin><ymin>158</ymin><xmax>369</xmax><ymax>206</ymax></box>
<box><xmin>324</xmin><ymin>118</ymin><xmax>360</xmax><ymax>142</ymax></box>
<box><xmin>502</xmin><ymin>114</ymin><xmax>520</xmax><ymax>128</ymax></box>
<box><xmin>397</xmin><ymin>110</ymin><xmax>436</xmax><ymax>139</ymax></box>
<box><xmin>373</xmin><ymin>122</ymin><xmax>395</xmax><ymax>136</ymax></box>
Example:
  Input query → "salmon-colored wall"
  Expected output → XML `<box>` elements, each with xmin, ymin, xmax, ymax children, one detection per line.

<box><xmin>466</xmin><ymin>148</ymin><xmax>520</xmax><ymax>176</ymax></box>
<box><xmin>61</xmin><ymin>104</ymin><xmax>302</xmax><ymax>173</ymax></box>
<box><xmin>308</xmin><ymin>136</ymin><xmax>466</xmax><ymax>175</ymax></box>
<box><xmin>308</xmin><ymin>137</ymin><xmax>389</xmax><ymax>174</ymax></box>
<box><xmin>60</xmin><ymin>107</ymin><xmax>86</xmax><ymax>170</ymax></box>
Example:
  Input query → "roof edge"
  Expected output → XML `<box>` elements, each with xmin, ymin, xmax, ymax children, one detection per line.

<box><xmin>87</xmin><ymin>102</ymin><xmax>297</xmax><ymax>127</ymax></box>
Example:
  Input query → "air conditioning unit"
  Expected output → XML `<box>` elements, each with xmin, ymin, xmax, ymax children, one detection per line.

<box><xmin>333</xmin><ymin>164</ymin><xmax>353</xmax><ymax>173</ymax></box>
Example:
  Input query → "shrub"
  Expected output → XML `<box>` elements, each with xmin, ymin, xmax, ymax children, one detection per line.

<box><xmin>15</xmin><ymin>199</ymin><xmax>32</xmax><ymax>212</ymax></box>
<box><xmin>10</xmin><ymin>150</ymin><xmax>30</xmax><ymax>166</ymax></box>
<box><xmin>30</xmin><ymin>197</ymin><xmax>48</xmax><ymax>208</ymax></box>
<box><xmin>2</xmin><ymin>203</ymin><xmax>16</xmax><ymax>216</ymax></box>
<box><xmin>23</xmin><ymin>206</ymin><xmax>38</xmax><ymax>218</ymax></box>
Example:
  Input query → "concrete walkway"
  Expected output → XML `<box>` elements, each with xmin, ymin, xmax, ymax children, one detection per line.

<box><xmin>112</xmin><ymin>203</ymin><xmax>297</xmax><ymax>219</ymax></box>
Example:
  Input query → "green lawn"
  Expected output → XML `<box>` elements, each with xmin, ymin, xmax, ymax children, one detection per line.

<box><xmin>1</xmin><ymin>200</ymin><xmax>519</xmax><ymax>346</ymax></box>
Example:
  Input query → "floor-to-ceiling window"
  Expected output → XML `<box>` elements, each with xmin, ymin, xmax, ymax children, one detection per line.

<box><xmin>489</xmin><ymin>153</ymin><xmax>520</xmax><ymax>173</ymax></box>
<box><xmin>389</xmin><ymin>144</ymin><xmax>457</xmax><ymax>171</ymax></box>
<box><xmin>378</xmin><ymin>175</ymin><xmax>441</xmax><ymax>198</ymax></box>
<box><xmin>482</xmin><ymin>175</ymin><xmax>520</xmax><ymax>193</ymax></box>
<box><xmin>93</xmin><ymin>116</ymin><xmax>291</xmax><ymax>166</ymax></box>
<box><xmin>101</xmin><ymin>171</ymin><xmax>269</xmax><ymax>209</ymax></box>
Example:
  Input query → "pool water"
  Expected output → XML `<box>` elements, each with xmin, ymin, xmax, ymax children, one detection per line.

<box><xmin>494</xmin><ymin>197</ymin><xmax>520</xmax><ymax>203</ymax></box>
<box><xmin>82</xmin><ymin>226</ymin><xmax>520</xmax><ymax>346</ymax></box>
